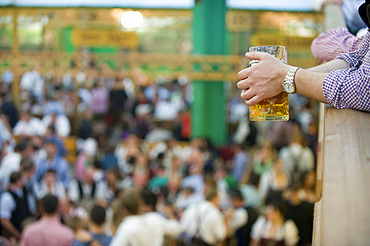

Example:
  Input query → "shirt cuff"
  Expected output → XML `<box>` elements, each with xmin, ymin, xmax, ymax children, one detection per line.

<box><xmin>335</xmin><ymin>53</ymin><xmax>360</xmax><ymax>68</ymax></box>
<box><xmin>323</xmin><ymin>69</ymin><xmax>347</xmax><ymax>108</ymax></box>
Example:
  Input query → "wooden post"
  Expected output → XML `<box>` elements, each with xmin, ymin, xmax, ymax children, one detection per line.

<box><xmin>312</xmin><ymin>4</ymin><xmax>370</xmax><ymax>246</ymax></box>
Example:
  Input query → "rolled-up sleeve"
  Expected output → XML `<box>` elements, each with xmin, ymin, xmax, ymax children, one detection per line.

<box><xmin>323</xmin><ymin>30</ymin><xmax>370</xmax><ymax>112</ymax></box>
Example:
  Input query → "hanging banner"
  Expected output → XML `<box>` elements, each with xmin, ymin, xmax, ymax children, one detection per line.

<box><xmin>71</xmin><ymin>29</ymin><xmax>139</xmax><ymax>48</ymax></box>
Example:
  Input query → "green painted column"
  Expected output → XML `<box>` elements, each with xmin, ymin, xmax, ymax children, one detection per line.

<box><xmin>192</xmin><ymin>0</ymin><xmax>227</xmax><ymax>145</ymax></box>
<box><xmin>64</xmin><ymin>26</ymin><xmax>75</xmax><ymax>52</ymax></box>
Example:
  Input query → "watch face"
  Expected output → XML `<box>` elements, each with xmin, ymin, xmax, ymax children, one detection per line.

<box><xmin>283</xmin><ymin>82</ymin><xmax>294</xmax><ymax>93</ymax></box>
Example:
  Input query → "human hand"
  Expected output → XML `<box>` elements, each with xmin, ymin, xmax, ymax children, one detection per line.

<box><xmin>237</xmin><ymin>52</ymin><xmax>290</xmax><ymax>106</ymax></box>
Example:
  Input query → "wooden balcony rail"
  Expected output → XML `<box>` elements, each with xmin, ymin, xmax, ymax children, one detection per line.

<box><xmin>312</xmin><ymin>4</ymin><xmax>370</xmax><ymax>246</ymax></box>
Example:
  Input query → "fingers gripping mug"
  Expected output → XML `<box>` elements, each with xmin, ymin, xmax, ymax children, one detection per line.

<box><xmin>247</xmin><ymin>45</ymin><xmax>289</xmax><ymax>121</ymax></box>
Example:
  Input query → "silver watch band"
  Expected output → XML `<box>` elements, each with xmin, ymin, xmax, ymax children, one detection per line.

<box><xmin>284</xmin><ymin>66</ymin><xmax>300</xmax><ymax>94</ymax></box>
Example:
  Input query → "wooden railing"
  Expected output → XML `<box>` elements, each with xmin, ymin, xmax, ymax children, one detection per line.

<box><xmin>312</xmin><ymin>5</ymin><xmax>370</xmax><ymax>246</ymax></box>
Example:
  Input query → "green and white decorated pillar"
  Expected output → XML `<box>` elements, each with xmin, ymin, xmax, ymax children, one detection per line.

<box><xmin>191</xmin><ymin>0</ymin><xmax>227</xmax><ymax>145</ymax></box>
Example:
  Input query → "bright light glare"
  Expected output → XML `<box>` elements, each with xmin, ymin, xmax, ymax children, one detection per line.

<box><xmin>120</xmin><ymin>11</ymin><xmax>143</xmax><ymax>30</ymax></box>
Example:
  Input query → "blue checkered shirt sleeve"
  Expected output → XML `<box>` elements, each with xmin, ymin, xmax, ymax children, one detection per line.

<box><xmin>323</xmin><ymin>29</ymin><xmax>370</xmax><ymax>112</ymax></box>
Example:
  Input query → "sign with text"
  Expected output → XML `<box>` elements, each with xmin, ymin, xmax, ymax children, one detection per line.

<box><xmin>251</xmin><ymin>33</ymin><xmax>314</xmax><ymax>50</ymax></box>
<box><xmin>71</xmin><ymin>29</ymin><xmax>139</xmax><ymax>48</ymax></box>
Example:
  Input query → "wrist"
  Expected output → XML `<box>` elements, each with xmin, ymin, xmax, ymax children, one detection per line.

<box><xmin>278</xmin><ymin>65</ymin><xmax>291</xmax><ymax>93</ymax></box>
<box><xmin>282</xmin><ymin>66</ymin><xmax>300</xmax><ymax>94</ymax></box>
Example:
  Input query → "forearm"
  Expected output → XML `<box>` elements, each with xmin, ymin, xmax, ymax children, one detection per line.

<box><xmin>294</xmin><ymin>69</ymin><xmax>328</xmax><ymax>103</ymax></box>
<box><xmin>1</xmin><ymin>219</ymin><xmax>21</xmax><ymax>239</ymax></box>
<box><xmin>307</xmin><ymin>59</ymin><xmax>349</xmax><ymax>73</ymax></box>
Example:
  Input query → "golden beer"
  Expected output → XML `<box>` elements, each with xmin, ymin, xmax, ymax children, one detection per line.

<box><xmin>248</xmin><ymin>45</ymin><xmax>289</xmax><ymax>121</ymax></box>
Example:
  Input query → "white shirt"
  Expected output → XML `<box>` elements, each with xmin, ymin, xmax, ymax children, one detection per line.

<box><xmin>13</xmin><ymin>118</ymin><xmax>45</xmax><ymax>137</ymax></box>
<box><xmin>180</xmin><ymin>201</ymin><xmax>227</xmax><ymax>245</ymax></box>
<box><xmin>154</xmin><ymin>100</ymin><xmax>179</xmax><ymax>121</ymax></box>
<box><xmin>0</xmin><ymin>119</ymin><xmax>13</xmax><ymax>149</ymax></box>
<box><xmin>111</xmin><ymin>215</ymin><xmax>162</xmax><ymax>246</ymax></box>
<box><xmin>142</xmin><ymin>212</ymin><xmax>181</xmax><ymax>245</ymax></box>
<box><xmin>228</xmin><ymin>208</ymin><xmax>248</xmax><ymax>236</ymax></box>
<box><xmin>279</xmin><ymin>143</ymin><xmax>315</xmax><ymax>175</ymax></box>
<box><xmin>42</xmin><ymin>114</ymin><xmax>71</xmax><ymax>137</ymax></box>
<box><xmin>20</xmin><ymin>70</ymin><xmax>44</xmax><ymax>99</ymax></box>
<box><xmin>0</xmin><ymin>189</ymin><xmax>23</xmax><ymax>219</ymax></box>
<box><xmin>259</xmin><ymin>171</ymin><xmax>290</xmax><ymax>201</ymax></box>
<box><xmin>0</xmin><ymin>152</ymin><xmax>21</xmax><ymax>188</ymax></box>
<box><xmin>251</xmin><ymin>216</ymin><xmax>299</xmax><ymax>246</ymax></box>
<box><xmin>35</xmin><ymin>181</ymin><xmax>66</xmax><ymax>199</ymax></box>
<box><xmin>144</xmin><ymin>128</ymin><xmax>174</xmax><ymax>143</ymax></box>
<box><xmin>68</xmin><ymin>179</ymin><xmax>106</xmax><ymax>203</ymax></box>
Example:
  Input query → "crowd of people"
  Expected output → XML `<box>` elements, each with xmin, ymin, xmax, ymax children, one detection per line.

<box><xmin>0</xmin><ymin>64</ymin><xmax>318</xmax><ymax>246</ymax></box>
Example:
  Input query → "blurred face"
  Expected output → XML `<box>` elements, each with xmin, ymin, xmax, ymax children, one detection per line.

<box><xmin>45</xmin><ymin>172</ymin><xmax>56</xmax><ymax>185</ymax></box>
<box><xmin>265</xmin><ymin>205</ymin><xmax>281</xmax><ymax>222</ymax></box>
<box><xmin>106</xmin><ymin>170</ymin><xmax>117</xmax><ymax>184</ymax></box>
<box><xmin>273</xmin><ymin>160</ymin><xmax>284</xmax><ymax>172</ymax></box>
<box><xmin>230</xmin><ymin>197</ymin><xmax>242</xmax><ymax>208</ymax></box>
<box><xmin>85</xmin><ymin>167</ymin><xmax>95</xmax><ymax>183</ymax></box>
<box><xmin>50</xmin><ymin>113</ymin><xmax>57</xmax><ymax>122</ymax></box>
<box><xmin>132</xmin><ymin>170</ymin><xmax>149</xmax><ymax>188</ymax></box>
<box><xmin>45</xmin><ymin>143</ymin><xmax>57</xmax><ymax>157</ymax></box>
<box><xmin>171</xmin><ymin>157</ymin><xmax>181</xmax><ymax>169</ymax></box>
<box><xmin>305</xmin><ymin>171</ymin><xmax>316</xmax><ymax>187</ymax></box>
<box><xmin>15</xmin><ymin>177</ymin><xmax>24</xmax><ymax>189</ymax></box>
<box><xmin>127</xmin><ymin>134</ymin><xmax>139</xmax><ymax>147</ymax></box>
<box><xmin>21</xmin><ymin>112</ymin><xmax>31</xmax><ymax>122</ymax></box>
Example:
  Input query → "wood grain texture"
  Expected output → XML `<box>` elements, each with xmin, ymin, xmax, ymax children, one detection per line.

<box><xmin>322</xmin><ymin>108</ymin><xmax>370</xmax><ymax>246</ymax></box>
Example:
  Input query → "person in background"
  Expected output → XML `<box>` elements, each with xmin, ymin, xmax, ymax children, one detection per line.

<box><xmin>68</xmin><ymin>167</ymin><xmax>107</xmax><ymax>207</ymax></box>
<box><xmin>140</xmin><ymin>189</ymin><xmax>182</xmax><ymax>246</ymax></box>
<box><xmin>180</xmin><ymin>188</ymin><xmax>227</xmax><ymax>246</ymax></box>
<box><xmin>35</xmin><ymin>169</ymin><xmax>66</xmax><ymax>200</ymax></box>
<box><xmin>72</xmin><ymin>204</ymin><xmax>112</xmax><ymax>246</ymax></box>
<box><xmin>311</xmin><ymin>26</ymin><xmax>365</xmax><ymax>62</ymax></box>
<box><xmin>250</xmin><ymin>201</ymin><xmax>299</xmax><ymax>246</ymax></box>
<box><xmin>0</xmin><ymin>142</ymin><xmax>24</xmax><ymax>189</ymax></box>
<box><xmin>0</xmin><ymin>92</ymin><xmax>19</xmax><ymax>129</ymax></box>
<box><xmin>75</xmin><ymin>138</ymin><xmax>98</xmax><ymax>182</ymax></box>
<box><xmin>90</xmin><ymin>79</ymin><xmax>109</xmax><ymax>121</ymax></box>
<box><xmin>19</xmin><ymin>194</ymin><xmax>75</xmax><ymax>246</ymax></box>
<box><xmin>298</xmin><ymin>171</ymin><xmax>316</xmax><ymax>205</ymax></box>
<box><xmin>13</xmin><ymin>110</ymin><xmax>45</xmax><ymax>139</ymax></box>
<box><xmin>312</xmin><ymin>0</ymin><xmax>366</xmax><ymax>35</ymax></box>
<box><xmin>227</xmin><ymin>189</ymin><xmax>259</xmax><ymax>246</ymax></box>
<box><xmin>279</xmin><ymin>131</ymin><xmax>315</xmax><ymax>184</ymax></box>
<box><xmin>230</xmin><ymin>144</ymin><xmax>250</xmax><ymax>183</ymax></box>
<box><xmin>248</xmin><ymin>140</ymin><xmax>276</xmax><ymax>183</ymax></box>
<box><xmin>0</xmin><ymin>113</ymin><xmax>14</xmax><ymax>156</ymax></box>
<box><xmin>283</xmin><ymin>184</ymin><xmax>314</xmax><ymax>246</ymax></box>
<box><xmin>110</xmin><ymin>188</ymin><xmax>154</xmax><ymax>246</ymax></box>
<box><xmin>0</xmin><ymin>172</ymin><xmax>30</xmax><ymax>241</ymax></box>
<box><xmin>20</xmin><ymin>158</ymin><xmax>37</xmax><ymax>217</ymax></box>
<box><xmin>42</xmin><ymin>111</ymin><xmax>71</xmax><ymax>138</ymax></box>
<box><xmin>35</xmin><ymin>138</ymin><xmax>71</xmax><ymax>189</ymax></box>
<box><xmin>310</xmin><ymin>0</ymin><xmax>366</xmax><ymax>61</ymax></box>
<box><xmin>240</xmin><ymin>174</ymin><xmax>263</xmax><ymax>213</ymax></box>
<box><xmin>109</xmin><ymin>76</ymin><xmax>128</xmax><ymax>127</ymax></box>
<box><xmin>259</xmin><ymin>159</ymin><xmax>291</xmax><ymax>205</ymax></box>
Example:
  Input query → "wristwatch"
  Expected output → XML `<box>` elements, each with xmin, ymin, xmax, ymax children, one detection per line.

<box><xmin>282</xmin><ymin>66</ymin><xmax>300</xmax><ymax>94</ymax></box>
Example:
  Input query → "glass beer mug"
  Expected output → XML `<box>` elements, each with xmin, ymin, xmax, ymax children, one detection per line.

<box><xmin>248</xmin><ymin>45</ymin><xmax>289</xmax><ymax>121</ymax></box>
